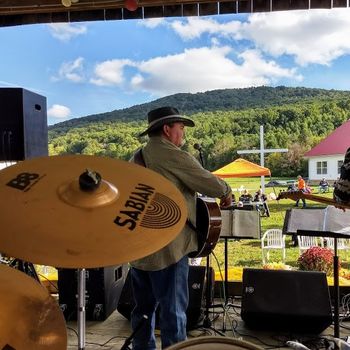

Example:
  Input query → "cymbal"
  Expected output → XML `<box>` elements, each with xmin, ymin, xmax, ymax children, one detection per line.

<box><xmin>0</xmin><ymin>155</ymin><xmax>187</xmax><ymax>268</ymax></box>
<box><xmin>0</xmin><ymin>264</ymin><xmax>67</xmax><ymax>350</ymax></box>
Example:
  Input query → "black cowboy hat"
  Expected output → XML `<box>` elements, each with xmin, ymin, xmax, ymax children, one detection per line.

<box><xmin>139</xmin><ymin>106</ymin><xmax>195</xmax><ymax>137</ymax></box>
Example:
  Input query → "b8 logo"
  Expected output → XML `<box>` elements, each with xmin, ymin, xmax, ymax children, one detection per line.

<box><xmin>6</xmin><ymin>172</ymin><xmax>39</xmax><ymax>191</ymax></box>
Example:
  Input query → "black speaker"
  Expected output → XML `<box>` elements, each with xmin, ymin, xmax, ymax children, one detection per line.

<box><xmin>0</xmin><ymin>88</ymin><xmax>48</xmax><ymax>161</ymax></box>
<box><xmin>58</xmin><ymin>264</ymin><xmax>128</xmax><ymax>321</ymax></box>
<box><xmin>241</xmin><ymin>268</ymin><xmax>333</xmax><ymax>334</ymax></box>
<box><xmin>117</xmin><ymin>265</ymin><xmax>214</xmax><ymax>330</ymax></box>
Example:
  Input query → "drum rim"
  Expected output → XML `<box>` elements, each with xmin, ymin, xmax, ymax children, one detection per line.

<box><xmin>166</xmin><ymin>336</ymin><xmax>263</xmax><ymax>349</ymax></box>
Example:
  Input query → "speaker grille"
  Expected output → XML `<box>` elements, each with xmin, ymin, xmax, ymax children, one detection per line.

<box><xmin>241</xmin><ymin>268</ymin><xmax>332</xmax><ymax>333</ymax></box>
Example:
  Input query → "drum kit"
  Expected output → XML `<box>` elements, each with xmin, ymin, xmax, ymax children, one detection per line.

<box><xmin>0</xmin><ymin>154</ymin><xmax>262</xmax><ymax>349</ymax></box>
<box><xmin>0</xmin><ymin>155</ymin><xmax>187</xmax><ymax>349</ymax></box>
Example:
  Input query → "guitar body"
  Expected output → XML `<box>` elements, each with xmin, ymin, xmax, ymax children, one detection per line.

<box><xmin>188</xmin><ymin>197</ymin><xmax>222</xmax><ymax>258</ymax></box>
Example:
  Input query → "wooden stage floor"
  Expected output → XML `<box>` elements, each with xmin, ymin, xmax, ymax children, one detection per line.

<box><xmin>65</xmin><ymin>297</ymin><xmax>350</xmax><ymax>350</ymax></box>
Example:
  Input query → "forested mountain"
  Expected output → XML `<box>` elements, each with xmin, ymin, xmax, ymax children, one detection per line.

<box><xmin>49</xmin><ymin>86</ymin><xmax>350</xmax><ymax>131</ymax></box>
<box><xmin>48</xmin><ymin>86</ymin><xmax>350</xmax><ymax>177</ymax></box>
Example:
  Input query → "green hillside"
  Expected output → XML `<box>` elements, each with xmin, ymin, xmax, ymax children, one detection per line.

<box><xmin>49</xmin><ymin>86</ymin><xmax>350</xmax><ymax>130</ymax></box>
<box><xmin>48</xmin><ymin>86</ymin><xmax>350</xmax><ymax>177</ymax></box>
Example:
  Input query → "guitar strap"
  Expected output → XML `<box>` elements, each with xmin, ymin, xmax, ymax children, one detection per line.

<box><xmin>133</xmin><ymin>148</ymin><xmax>197</xmax><ymax>232</ymax></box>
<box><xmin>134</xmin><ymin>148</ymin><xmax>146</xmax><ymax>167</ymax></box>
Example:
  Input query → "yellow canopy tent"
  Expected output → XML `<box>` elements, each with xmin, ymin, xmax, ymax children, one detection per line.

<box><xmin>212</xmin><ymin>158</ymin><xmax>271</xmax><ymax>178</ymax></box>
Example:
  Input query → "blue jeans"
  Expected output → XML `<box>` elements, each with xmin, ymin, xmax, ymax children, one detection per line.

<box><xmin>131</xmin><ymin>256</ymin><xmax>189</xmax><ymax>350</ymax></box>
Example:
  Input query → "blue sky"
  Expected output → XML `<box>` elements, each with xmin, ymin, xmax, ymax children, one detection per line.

<box><xmin>1</xmin><ymin>8</ymin><xmax>350</xmax><ymax>125</ymax></box>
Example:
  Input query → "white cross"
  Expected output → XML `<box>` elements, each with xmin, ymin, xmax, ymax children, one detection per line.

<box><xmin>237</xmin><ymin>125</ymin><xmax>288</xmax><ymax>192</ymax></box>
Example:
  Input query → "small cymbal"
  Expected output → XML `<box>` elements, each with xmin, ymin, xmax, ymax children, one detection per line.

<box><xmin>0</xmin><ymin>264</ymin><xmax>67</xmax><ymax>350</ymax></box>
<box><xmin>0</xmin><ymin>155</ymin><xmax>187</xmax><ymax>268</ymax></box>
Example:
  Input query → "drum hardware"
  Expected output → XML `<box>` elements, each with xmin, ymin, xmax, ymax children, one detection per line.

<box><xmin>77</xmin><ymin>269</ymin><xmax>86</xmax><ymax>350</ymax></box>
<box><xmin>8</xmin><ymin>258</ymin><xmax>40</xmax><ymax>282</ymax></box>
<box><xmin>0</xmin><ymin>155</ymin><xmax>188</xmax><ymax>350</ymax></box>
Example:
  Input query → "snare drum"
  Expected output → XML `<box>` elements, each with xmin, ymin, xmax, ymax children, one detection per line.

<box><xmin>166</xmin><ymin>336</ymin><xmax>263</xmax><ymax>349</ymax></box>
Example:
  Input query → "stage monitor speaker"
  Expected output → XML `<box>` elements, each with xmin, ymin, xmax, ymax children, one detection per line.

<box><xmin>117</xmin><ymin>265</ymin><xmax>214</xmax><ymax>330</ymax></box>
<box><xmin>0</xmin><ymin>88</ymin><xmax>48</xmax><ymax>161</ymax></box>
<box><xmin>241</xmin><ymin>268</ymin><xmax>332</xmax><ymax>334</ymax></box>
<box><xmin>58</xmin><ymin>264</ymin><xmax>128</xmax><ymax>321</ymax></box>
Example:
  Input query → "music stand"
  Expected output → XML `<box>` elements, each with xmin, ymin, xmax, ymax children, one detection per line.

<box><xmin>296</xmin><ymin>228</ymin><xmax>349</xmax><ymax>339</ymax></box>
<box><xmin>285</xmin><ymin>205</ymin><xmax>350</xmax><ymax>338</ymax></box>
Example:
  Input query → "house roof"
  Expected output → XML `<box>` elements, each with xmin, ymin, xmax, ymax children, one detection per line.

<box><xmin>304</xmin><ymin>119</ymin><xmax>350</xmax><ymax>157</ymax></box>
<box><xmin>0</xmin><ymin>0</ymin><xmax>348</xmax><ymax>27</ymax></box>
<box><xmin>212</xmin><ymin>158</ymin><xmax>271</xmax><ymax>178</ymax></box>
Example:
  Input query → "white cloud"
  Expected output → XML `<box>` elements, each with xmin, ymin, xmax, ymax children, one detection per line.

<box><xmin>239</xmin><ymin>9</ymin><xmax>350</xmax><ymax>66</ymax></box>
<box><xmin>48</xmin><ymin>104</ymin><xmax>71</xmax><ymax>119</ymax></box>
<box><xmin>52</xmin><ymin>57</ymin><xmax>85</xmax><ymax>83</ymax></box>
<box><xmin>171</xmin><ymin>17</ymin><xmax>240</xmax><ymax>41</ymax></box>
<box><xmin>170</xmin><ymin>9</ymin><xmax>350</xmax><ymax>66</ymax></box>
<box><xmin>130</xmin><ymin>46</ymin><xmax>301</xmax><ymax>95</ymax></box>
<box><xmin>139</xmin><ymin>18</ymin><xmax>164</xmax><ymax>28</ymax></box>
<box><xmin>47</xmin><ymin>23</ymin><xmax>87</xmax><ymax>42</ymax></box>
<box><xmin>90</xmin><ymin>59</ymin><xmax>134</xmax><ymax>86</ymax></box>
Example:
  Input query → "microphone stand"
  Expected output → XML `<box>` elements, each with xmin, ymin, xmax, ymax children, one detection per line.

<box><xmin>120</xmin><ymin>315</ymin><xmax>148</xmax><ymax>350</ymax></box>
<box><xmin>194</xmin><ymin>145</ymin><xmax>224</xmax><ymax>335</ymax></box>
<box><xmin>198</xmin><ymin>148</ymin><xmax>205</xmax><ymax>169</ymax></box>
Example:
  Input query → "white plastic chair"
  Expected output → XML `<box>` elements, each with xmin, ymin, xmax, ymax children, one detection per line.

<box><xmin>297</xmin><ymin>236</ymin><xmax>324</xmax><ymax>255</ymax></box>
<box><xmin>325</xmin><ymin>238</ymin><xmax>350</xmax><ymax>253</ymax></box>
<box><xmin>261</xmin><ymin>229</ymin><xmax>285</xmax><ymax>264</ymax></box>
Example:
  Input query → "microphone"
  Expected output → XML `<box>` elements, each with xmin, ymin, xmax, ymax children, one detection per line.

<box><xmin>193</xmin><ymin>143</ymin><xmax>202</xmax><ymax>151</ymax></box>
<box><xmin>193</xmin><ymin>143</ymin><xmax>204</xmax><ymax>167</ymax></box>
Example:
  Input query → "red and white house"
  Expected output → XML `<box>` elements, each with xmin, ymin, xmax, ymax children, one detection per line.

<box><xmin>304</xmin><ymin>119</ymin><xmax>350</xmax><ymax>181</ymax></box>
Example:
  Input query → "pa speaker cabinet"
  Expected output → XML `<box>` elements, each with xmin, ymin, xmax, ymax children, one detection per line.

<box><xmin>58</xmin><ymin>264</ymin><xmax>128</xmax><ymax>321</ymax></box>
<box><xmin>117</xmin><ymin>265</ymin><xmax>214</xmax><ymax>330</ymax></box>
<box><xmin>241</xmin><ymin>268</ymin><xmax>332</xmax><ymax>334</ymax></box>
<box><xmin>0</xmin><ymin>88</ymin><xmax>48</xmax><ymax>160</ymax></box>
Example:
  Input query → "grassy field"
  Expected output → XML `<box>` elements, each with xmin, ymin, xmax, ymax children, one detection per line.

<box><xmin>211</xmin><ymin>177</ymin><xmax>350</xmax><ymax>274</ymax></box>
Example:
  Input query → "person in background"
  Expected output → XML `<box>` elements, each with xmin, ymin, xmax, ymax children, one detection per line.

<box><xmin>253</xmin><ymin>188</ymin><xmax>267</xmax><ymax>202</ymax></box>
<box><xmin>239</xmin><ymin>189</ymin><xmax>253</xmax><ymax>203</ymax></box>
<box><xmin>130</xmin><ymin>106</ymin><xmax>232</xmax><ymax>350</ymax></box>
<box><xmin>253</xmin><ymin>188</ymin><xmax>269</xmax><ymax>217</ymax></box>
<box><xmin>318</xmin><ymin>178</ymin><xmax>330</xmax><ymax>193</ymax></box>
<box><xmin>334</xmin><ymin>147</ymin><xmax>350</xmax><ymax>207</ymax></box>
<box><xmin>295</xmin><ymin>175</ymin><xmax>307</xmax><ymax>208</ymax></box>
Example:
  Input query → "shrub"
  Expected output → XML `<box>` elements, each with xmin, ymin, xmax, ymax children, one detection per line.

<box><xmin>263</xmin><ymin>262</ymin><xmax>292</xmax><ymax>270</ymax></box>
<box><xmin>297</xmin><ymin>246</ymin><xmax>334</xmax><ymax>275</ymax></box>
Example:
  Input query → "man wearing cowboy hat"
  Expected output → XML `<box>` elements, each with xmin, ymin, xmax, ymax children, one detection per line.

<box><xmin>129</xmin><ymin>106</ymin><xmax>232</xmax><ymax>349</ymax></box>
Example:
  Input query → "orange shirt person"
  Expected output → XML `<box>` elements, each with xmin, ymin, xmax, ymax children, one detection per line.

<box><xmin>295</xmin><ymin>175</ymin><xmax>306</xmax><ymax>208</ymax></box>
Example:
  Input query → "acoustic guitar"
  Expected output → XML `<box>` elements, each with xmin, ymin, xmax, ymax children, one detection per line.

<box><xmin>276</xmin><ymin>190</ymin><xmax>350</xmax><ymax>210</ymax></box>
<box><xmin>188</xmin><ymin>197</ymin><xmax>222</xmax><ymax>258</ymax></box>
<box><xmin>133</xmin><ymin>148</ymin><xmax>222</xmax><ymax>258</ymax></box>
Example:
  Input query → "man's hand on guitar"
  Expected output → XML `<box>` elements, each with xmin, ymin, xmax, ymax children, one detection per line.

<box><xmin>220</xmin><ymin>193</ymin><xmax>232</xmax><ymax>209</ymax></box>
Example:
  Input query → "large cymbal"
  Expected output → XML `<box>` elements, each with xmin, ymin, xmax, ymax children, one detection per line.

<box><xmin>0</xmin><ymin>264</ymin><xmax>67</xmax><ymax>350</ymax></box>
<box><xmin>0</xmin><ymin>155</ymin><xmax>187</xmax><ymax>268</ymax></box>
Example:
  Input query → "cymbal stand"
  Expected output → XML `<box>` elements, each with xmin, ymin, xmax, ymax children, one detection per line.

<box><xmin>77</xmin><ymin>268</ymin><xmax>86</xmax><ymax>350</ymax></box>
<box><xmin>9</xmin><ymin>258</ymin><xmax>40</xmax><ymax>282</ymax></box>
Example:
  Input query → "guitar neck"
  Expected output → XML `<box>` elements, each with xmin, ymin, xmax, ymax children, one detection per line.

<box><xmin>279</xmin><ymin>191</ymin><xmax>350</xmax><ymax>210</ymax></box>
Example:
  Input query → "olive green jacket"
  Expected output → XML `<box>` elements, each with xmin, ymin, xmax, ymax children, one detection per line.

<box><xmin>130</xmin><ymin>136</ymin><xmax>231</xmax><ymax>271</ymax></box>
